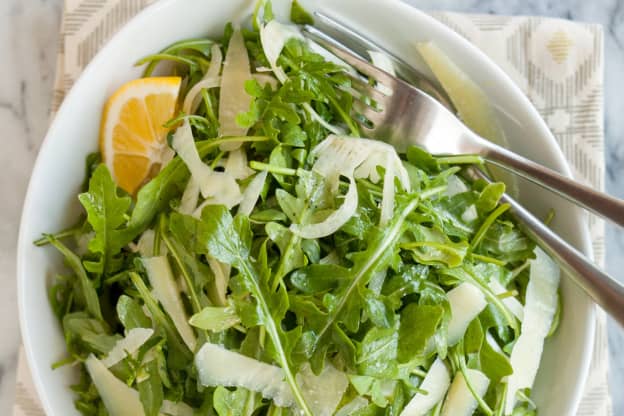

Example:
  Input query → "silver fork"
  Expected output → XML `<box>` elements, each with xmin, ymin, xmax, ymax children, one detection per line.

<box><xmin>302</xmin><ymin>17</ymin><xmax>624</xmax><ymax>326</ymax></box>
<box><xmin>303</xmin><ymin>23</ymin><xmax>624</xmax><ymax>228</ymax></box>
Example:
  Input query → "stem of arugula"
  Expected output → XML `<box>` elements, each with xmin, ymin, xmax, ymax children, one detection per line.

<box><xmin>455</xmin><ymin>343</ymin><xmax>494</xmax><ymax>416</ymax></box>
<box><xmin>435</xmin><ymin>155</ymin><xmax>484</xmax><ymax>165</ymax></box>
<box><xmin>470</xmin><ymin>203</ymin><xmax>510</xmax><ymax>249</ymax></box>
<box><xmin>236</xmin><ymin>260</ymin><xmax>313</xmax><ymax>415</ymax></box>
<box><xmin>160</xmin><ymin>230</ymin><xmax>203</xmax><ymax>314</ymax></box>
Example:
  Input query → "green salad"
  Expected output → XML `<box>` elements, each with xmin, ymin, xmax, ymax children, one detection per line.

<box><xmin>39</xmin><ymin>2</ymin><xmax>561</xmax><ymax>415</ymax></box>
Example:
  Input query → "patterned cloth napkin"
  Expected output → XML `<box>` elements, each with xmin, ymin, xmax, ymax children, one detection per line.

<box><xmin>13</xmin><ymin>1</ymin><xmax>612</xmax><ymax>415</ymax></box>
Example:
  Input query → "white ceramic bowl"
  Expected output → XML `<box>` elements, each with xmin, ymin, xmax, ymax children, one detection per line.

<box><xmin>17</xmin><ymin>0</ymin><xmax>595</xmax><ymax>415</ymax></box>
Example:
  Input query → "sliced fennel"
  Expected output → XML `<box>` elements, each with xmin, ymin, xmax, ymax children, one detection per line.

<box><xmin>225</xmin><ymin>148</ymin><xmax>254</xmax><ymax>180</ymax></box>
<box><xmin>171</xmin><ymin>120</ymin><xmax>242</xmax><ymax>208</ymax></box>
<box><xmin>178</xmin><ymin>176</ymin><xmax>200</xmax><ymax>215</ymax></box>
<box><xmin>290</xmin><ymin>135</ymin><xmax>410</xmax><ymax>238</ymax></box>
<box><xmin>183</xmin><ymin>43</ymin><xmax>222</xmax><ymax>114</ymax></box>
<box><xmin>207</xmin><ymin>257</ymin><xmax>231</xmax><ymax>306</ymax></box>
<box><xmin>238</xmin><ymin>170</ymin><xmax>268</xmax><ymax>216</ymax></box>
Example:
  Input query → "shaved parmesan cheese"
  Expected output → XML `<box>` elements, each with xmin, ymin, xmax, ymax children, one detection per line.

<box><xmin>172</xmin><ymin>120</ymin><xmax>242</xmax><ymax>207</ymax></box>
<box><xmin>195</xmin><ymin>343</ymin><xmax>347</xmax><ymax>414</ymax></box>
<box><xmin>85</xmin><ymin>355</ymin><xmax>145</xmax><ymax>416</ymax></box>
<box><xmin>142</xmin><ymin>256</ymin><xmax>197</xmax><ymax>351</ymax></box>
<box><xmin>160</xmin><ymin>400</ymin><xmax>194</xmax><ymax>416</ymax></box>
<box><xmin>461</xmin><ymin>205</ymin><xmax>478</xmax><ymax>223</ymax></box>
<box><xmin>178</xmin><ymin>176</ymin><xmax>200</xmax><ymax>215</ymax></box>
<box><xmin>490</xmin><ymin>279</ymin><xmax>524</xmax><ymax>322</ymax></box>
<box><xmin>296</xmin><ymin>363</ymin><xmax>349</xmax><ymax>416</ymax></box>
<box><xmin>225</xmin><ymin>148</ymin><xmax>254</xmax><ymax>180</ymax></box>
<box><xmin>219</xmin><ymin>29</ymin><xmax>252</xmax><ymax>149</ymax></box>
<box><xmin>447</xmin><ymin>283</ymin><xmax>488</xmax><ymax>346</ymax></box>
<box><xmin>336</xmin><ymin>397</ymin><xmax>369</xmax><ymax>416</ymax></box>
<box><xmin>441</xmin><ymin>369</ymin><xmax>490</xmax><ymax>416</ymax></box>
<box><xmin>195</xmin><ymin>343</ymin><xmax>293</xmax><ymax>406</ymax></box>
<box><xmin>444</xmin><ymin>175</ymin><xmax>479</xmax><ymax>222</ymax></box>
<box><xmin>290</xmin><ymin>176</ymin><xmax>358</xmax><ymax>239</ymax></box>
<box><xmin>505</xmin><ymin>247</ymin><xmax>559</xmax><ymax>414</ymax></box>
<box><xmin>400</xmin><ymin>358</ymin><xmax>451</xmax><ymax>416</ymax></box>
<box><xmin>86</xmin><ymin>355</ymin><xmax>191</xmax><ymax>416</ymax></box>
<box><xmin>446</xmin><ymin>175</ymin><xmax>469</xmax><ymax>197</ymax></box>
<box><xmin>238</xmin><ymin>170</ymin><xmax>268</xmax><ymax>216</ymax></box>
<box><xmin>207</xmin><ymin>257</ymin><xmax>231</xmax><ymax>306</ymax></box>
<box><xmin>101</xmin><ymin>328</ymin><xmax>154</xmax><ymax>368</ymax></box>
<box><xmin>136</xmin><ymin>229</ymin><xmax>167</xmax><ymax>258</ymax></box>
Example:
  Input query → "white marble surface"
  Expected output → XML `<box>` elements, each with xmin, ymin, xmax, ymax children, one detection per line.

<box><xmin>0</xmin><ymin>0</ymin><xmax>622</xmax><ymax>415</ymax></box>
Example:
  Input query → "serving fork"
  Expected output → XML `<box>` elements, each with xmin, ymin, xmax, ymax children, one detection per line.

<box><xmin>302</xmin><ymin>13</ymin><xmax>624</xmax><ymax>325</ymax></box>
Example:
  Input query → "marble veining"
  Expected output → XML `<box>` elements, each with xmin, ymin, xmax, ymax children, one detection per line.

<box><xmin>0</xmin><ymin>0</ymin><xmax>622</xmax><ymax>415</ymax></box>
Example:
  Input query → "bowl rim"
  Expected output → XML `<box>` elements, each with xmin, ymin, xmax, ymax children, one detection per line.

<box><xmin>17</xmin><ymin>0</ymin><xmax>596</xmax><ymax>414</ymax></box>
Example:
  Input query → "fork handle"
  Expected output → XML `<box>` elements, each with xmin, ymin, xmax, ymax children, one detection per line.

<box><xmin>474</xmin><ymin>135</ymin><xmax>624</xmax><ymax>228</ymax></box>
<box><xmin>466</xmin><ymin>168</ymin><xmax>624</xmax><ymax>327</ymax></box>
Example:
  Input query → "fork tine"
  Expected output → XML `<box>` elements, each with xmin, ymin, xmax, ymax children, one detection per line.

<box><xmin>302</xmin><ymin>26</ymin><xmax>398</xmax><ymax>89</ymax></box>
<box><xmin>352</xmin><ymin>99</ymin><xmax>385</xmax><ymax>126</ymax></box>
<box><xmin>313</xmin><ymin>12</ymin><xmax>415</xmax><ymax>77</ymax></box>
<box><xmin>347</xmin><ymin>76</ymin><xmax>390</xmax><ymax>103</ymax></box>
<box><xmin>311</xmin><ymin>12</ymin><xmax>456</xmax><ymax>112</ymax></box>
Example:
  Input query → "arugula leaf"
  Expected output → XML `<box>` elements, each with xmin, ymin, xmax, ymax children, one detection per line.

<box><xmin>137</xmin><ymin>359</ymin><xmax>163</xmax><ymax>416</ymax></box>
<box><xmin>398</xmin><ymin>304</ymin><xmax>444</xmax><ymax>363</ymax></box>
<box><xmin>213</xmin><ymin>387</ymin><xmax>262</xmax><ymax>416</ymax></box>
<box><xmin>116</xmin><ymin>295</ymin><xmax>151</xmax><ymax>330</ymax></box>
<box><xmin>357</xmin><ymin>325</ymin><xmax>399</xmax><ymax>379</ymax></box>
<box><xmin>62</xmin><ymin>312</ymin><xmax>118</xmax><ymax>356</ymax></box>
<box><xmin>47</xmin><ymin>236</ymin><xmax>102</xmax><ymax>321</ymax></box>
<box><xmin>290</xmin><ymin>0</ymin><xmax>314</xmax><ymax>25</ymax></box>
<box><xmin>189</xmin><ymin>306</ymin><xmax>240</xmax><ymax>332</ymax></box>
<box><xmin>313</xmin><ymin>198</ymin><xmax>419</xmax><ymax>347</ymax></box>
<box><xmin>78</xmin><ymin>165</ymin><xmax>131</xmax><ymax>275</ymax></box>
